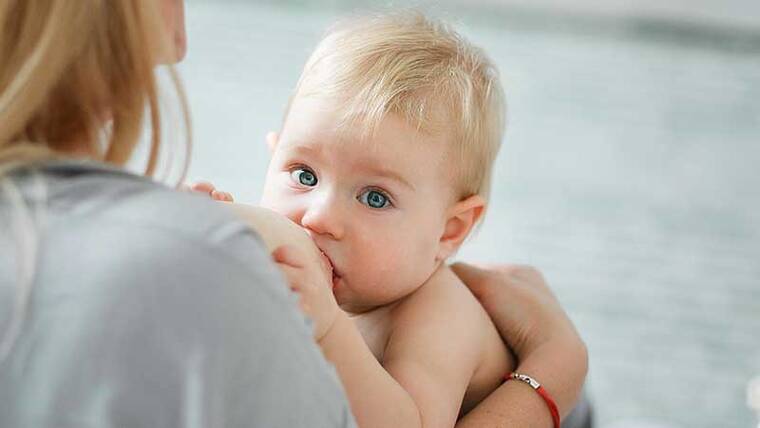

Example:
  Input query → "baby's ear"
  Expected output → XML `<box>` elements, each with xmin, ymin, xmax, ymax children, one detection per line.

<box><xmin>266</xmin><ymin>131</ymin><xmax>279</xmax><ymax>153</ymax></box>
<box><xmin>437</xmin><ymin>195</ymin><xmax>485</xmax><ymax>261</ymax></box>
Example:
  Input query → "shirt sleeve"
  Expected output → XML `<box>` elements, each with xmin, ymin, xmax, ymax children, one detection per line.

<box><xmin>0</xmin><ymin>219</ymin><xmax>356</xmax><ymax>428</ymax></box>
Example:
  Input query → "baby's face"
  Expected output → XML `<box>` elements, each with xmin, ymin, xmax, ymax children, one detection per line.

<box><xmin>261</xmin><ymin>96</ymin><xmax>456</xmax><ymax>313</ymax></box>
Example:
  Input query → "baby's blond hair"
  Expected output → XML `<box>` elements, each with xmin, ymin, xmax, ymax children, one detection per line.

<box><xmin>292</xmin><ymin>12</ymin><xmax>506</xmax><ymax>202</ymax></box>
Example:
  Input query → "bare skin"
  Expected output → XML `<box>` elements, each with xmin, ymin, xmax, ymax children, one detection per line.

<box><xmin>216</xmin><ymin>200</ymin><xmax>586</xmax><ymax>426</ymax></box>
<box><xmin>228</xmin><ymin>203</ymin><xmax>513</xmax><ymax>426</ymax></box>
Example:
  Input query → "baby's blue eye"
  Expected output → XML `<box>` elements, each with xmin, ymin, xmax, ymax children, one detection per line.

<box><xmin>291</xmin><ymin>168</ymin><xmax>317</xmax><ymax>187</ymax></box>
<box><xmin>358</xmin><ymin>189</ymin><xmax>390</xmax><ymax>209</ymax></box>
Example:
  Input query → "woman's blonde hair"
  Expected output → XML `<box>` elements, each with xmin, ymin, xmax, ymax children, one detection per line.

<box><xmin>0</xmin><ymin>0</ymin><xmax>190</xmax><ymax>362</ymax></box>
<box><xmin>0</xmin><ymin>0</ymin><xmax>190</xmax><ymax>177</ymax></box>
<box><xmin>293</xmin><ymin>12</ymin><xmax>506</xmax><ymax>202</ymax></box>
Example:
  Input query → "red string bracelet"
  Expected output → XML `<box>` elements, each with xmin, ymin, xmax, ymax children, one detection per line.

<box><xmin>505</xmin><ymin>372</ymin><xmax>561</xmax><ymax>428</ymax></box>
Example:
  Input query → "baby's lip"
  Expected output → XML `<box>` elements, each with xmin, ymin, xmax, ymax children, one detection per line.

<box><xmin>319</xmin><ymin>251</ymin><xmax>342</xmax><ymax>290</ymax></box>
<box><xmin>319</xmin><ymin>250</ymin><xmax>338</xmax><ymax>277</ymax></box>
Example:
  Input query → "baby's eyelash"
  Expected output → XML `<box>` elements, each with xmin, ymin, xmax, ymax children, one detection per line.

<box><xmin>360</xmin><ymin>187</ymin><xmax>395</xmax><ymax>208</ymax></box>
<box><xmin>369</xmin><ymin>187</ymin><xmax>392</xmax><ymax>200</ymax></box>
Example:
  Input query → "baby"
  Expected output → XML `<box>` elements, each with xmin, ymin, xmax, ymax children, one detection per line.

<box><xmin>207</xmin><ymin>12</ymin><xmax>513</xmax><ymax>427</ymax></box>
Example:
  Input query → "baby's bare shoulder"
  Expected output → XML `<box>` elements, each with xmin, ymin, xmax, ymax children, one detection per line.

<box><xmin>386</xmin><ymin>265</ymin><xmax>514</xmax><ymax>413</ymax></box>
<box><xmin>389</xmin><ymin>265</ymin><xmax>490</xmax><ymax>344</ymax></box>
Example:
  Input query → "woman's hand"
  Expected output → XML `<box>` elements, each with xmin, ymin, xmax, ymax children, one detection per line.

<box><xmin>272</xmin><ymin>244</ymin><xmax>342</xmax><ymax>342</ymax></box>
<box><xmin>451</xmin><ymin>263</ymin><xmax>582</xmax><ymax>358</ymax></box>
<box><xmin>451</xmin><ymin>263</ymin><xmax>588</xmax><ymax>420</ymax></box>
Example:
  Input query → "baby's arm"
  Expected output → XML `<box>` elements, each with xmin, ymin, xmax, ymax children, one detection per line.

<box><xmin>226</xmin><ymin>204</ymin><xmax>316</xmax><ymax>255</ymax></box>
<box><xmin>320</xmin><ymin>267</ymin><xmax>487</xmax><ymax>428</ymax></box>
<box><xmin>184</xmin><ymin>184</ymin><xmax>308</xmax><ymax>255</ymax></box>
<box><xmin>318</xmin><ymin>309</ymin><xmax>427</xmax><ymax>427</ymax></box>
<box><xmin>227</xmin><ymin>204</ymin><xmax>340</xmax><ymax>339</ymax></box>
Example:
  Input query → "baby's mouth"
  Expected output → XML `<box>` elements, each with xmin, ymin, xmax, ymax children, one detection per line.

<box><xmin>329</xmin><ymin>262</ymin><xmax>342</xmax><ymax>290</ymax></box>
<box><xmin>319</xmin><ymin>250</ymin><xmax>341</xmax><ymax>289</ymax></box>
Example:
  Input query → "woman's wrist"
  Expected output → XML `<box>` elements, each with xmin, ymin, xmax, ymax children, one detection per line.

<box><xmin>513</xmin><ymin>334</ymin><xmax>588</xmax><ymax>418</ymax></box>
<box><xmin>457</xmin><ymin>336</ymin><xmax>587</xmax><ymax>428</ymax></box>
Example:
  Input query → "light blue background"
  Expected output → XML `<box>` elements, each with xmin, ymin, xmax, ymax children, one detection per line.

<box><xmin>178</xmin><ymin>2</ymin><xmax>760</xmax><ymax>426</ymax></box>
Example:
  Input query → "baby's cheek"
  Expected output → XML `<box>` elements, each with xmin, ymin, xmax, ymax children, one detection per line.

<box><xmin>353</xmin><ymin>240</ymin><xmax>394</xmax><ymax>278</ymax></box>
<box><xmin>347</xmin><ymin>239</ymin><xmax>390</xmax><ymax>278</ymax></box>
<box><xmin>361</xmin><ymin>239</ymin><xmax>420</xmax><ymax>293</ymax></box>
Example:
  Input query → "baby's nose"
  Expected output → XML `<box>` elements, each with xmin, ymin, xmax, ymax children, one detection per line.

<box><xmin>301</xmin><ymin>195</ymin><xmax>345</xmax><ymax>240</ymax></box>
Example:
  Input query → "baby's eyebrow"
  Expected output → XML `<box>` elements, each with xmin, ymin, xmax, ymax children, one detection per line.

<box><xmin>286</xmin><ymin>143</ymin><xmax>415</xmax><ymax>191</ymax></box>
<box><xmin>288</xmin><ymin>144</ymin><xmax>324</xmax><ymax>159</ymax></box>
<box><xmin>362</xmin><ymin>164</ymin><xmax>415</xmax><ymax>191</ymax></box>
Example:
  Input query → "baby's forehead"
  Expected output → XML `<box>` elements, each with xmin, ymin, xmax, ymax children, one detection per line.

<box><xmin>285</xmin><ymin>93</ymin><xmax>453</xmax><ymax>145</ymax></box>
<box><xmin>300</xmin><ymin>77</ymin><xmax>454</xmax><ymax>129</ymax></box>
<box><xmin>282</xmin><ymin>93</ymin><xmax>462</xmax><ymax>179</ymax></box>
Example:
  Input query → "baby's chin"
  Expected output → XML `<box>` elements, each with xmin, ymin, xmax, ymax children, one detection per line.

<box><xmin>332</xmin><ymin>278</ymin><xmax>354</xmax><ymax>310</ymax></box>
<box><xmin>333</xmin><ymin>281</ymin><xmax>374</xmax><ymax>315</ymax></box>
<box><xmin>334</xmin><ymin>279</ymin><xmax>402</xmax><ymax>315</ymax></box>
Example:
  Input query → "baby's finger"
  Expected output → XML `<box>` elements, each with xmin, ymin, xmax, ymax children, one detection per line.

<box><xmin>190</xmin><ymin>181</ymin><xmax>216</xmax><ymax>195</ymax></box>
<box><xmin>211</xmin><ymin>190</ymin><xmax>234</xmax><ymax>202</ymax></box>
<box><xmin>272</xmin><ymin>245</ymin><xmax>305</xmax><ymax>268</ymax></box>
<box><xmin>274</xmin><ymin>263</ymin><xmax>303</xmax><ymax>289</ymax></box>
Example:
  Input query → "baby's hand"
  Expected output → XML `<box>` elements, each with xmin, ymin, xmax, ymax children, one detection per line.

<box><xmin>272</xmin><ymin>244</ymin><xmax>340</xmax><ymax>342</ymax></box>
<box><xmin>184</xmin><ymin>181</ymin><xmax>234</xmax><ymax>202</ymax></box>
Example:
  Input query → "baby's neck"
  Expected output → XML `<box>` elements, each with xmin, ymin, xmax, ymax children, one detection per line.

<box><xmin>344</xmin><ymin>298</ymin><xmax>401</xmax><ymax>318</ymax></box>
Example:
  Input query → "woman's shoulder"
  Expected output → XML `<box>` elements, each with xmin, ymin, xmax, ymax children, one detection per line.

<box><xmin>19</xmin><ymin>159</ymin><xmax>258</xmax><ymax>250</ymax></box>
<box><xmin>7</xmin><ymin>159</ymin><xmax>273</xmax><ymax>291</ymax></box>
<box><xmin>0</xmin><ymin>161</ymin><xmax>358</xmax><ymax>428</ymax></box>
<box><xmin>5</xmin><ymin>159</ymin><xmax>296</xmax><ymax>340</ymax></box>
<box><xmin>41</xmin><ymin>160</ymin><xmax>250</xmax><ymax>237</ymax></box>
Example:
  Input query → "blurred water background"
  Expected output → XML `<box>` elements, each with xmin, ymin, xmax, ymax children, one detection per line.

<box><xmin>179</xmin><ymin>1</ymin><xmax>760</xmax><ymax>426</ymax></box>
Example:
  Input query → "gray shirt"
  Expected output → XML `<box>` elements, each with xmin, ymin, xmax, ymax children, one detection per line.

<box><xmin>0</xmin><ymin>161</ymin><xmax>356</xmax><ymax>428</ymax></box>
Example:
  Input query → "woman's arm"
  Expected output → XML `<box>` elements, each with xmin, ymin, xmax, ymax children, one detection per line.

<box><xmin>452</xmin><ymin>263</ymin><xmax>588</xmax><ymax>427</ymax></box>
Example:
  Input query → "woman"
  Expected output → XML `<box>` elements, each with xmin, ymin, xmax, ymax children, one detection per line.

<box><xmin>0</xmin><ymin>1</ymin><xmax>587</xmax><ymax>426</ymax></box>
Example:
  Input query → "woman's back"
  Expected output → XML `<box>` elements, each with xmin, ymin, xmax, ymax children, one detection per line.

<box><xmin>0</xmin><ymin>161</ymin><xmax>355</xmax><ymax>427</ymax></box>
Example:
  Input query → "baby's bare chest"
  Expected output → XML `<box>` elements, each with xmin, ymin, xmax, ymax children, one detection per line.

<box><xmin>350</xmin><ymin>305</ymin><xmax>395</xmax><ymax>362</ymax></box>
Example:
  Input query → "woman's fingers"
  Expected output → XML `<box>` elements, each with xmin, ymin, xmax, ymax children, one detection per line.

<box><xmin>450</xmin><ymin>262</ymin><xmax>495</xmax><ymax>301</ymax></box>
<box><xmin>453</xmin><ymin>262</ymin><xmax>553</xmax><ymax>304</ymax></box>
<box><xmin>451</xmin><ymin>262</ymin><xmax>567</xmax><ymax>356</ymax></box>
